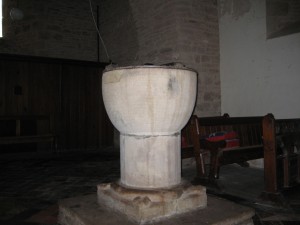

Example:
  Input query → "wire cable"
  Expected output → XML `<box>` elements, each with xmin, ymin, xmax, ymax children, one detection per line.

<box><xmin>88</xmin><ymin>0</ymin><xmax>110</xmax><ymax>62</ymax></box>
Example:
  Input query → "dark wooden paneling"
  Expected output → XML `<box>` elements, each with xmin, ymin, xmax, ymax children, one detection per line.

<box><xmin>98</xmin><ymin>72</ymin><xmax>113</xmax><ymax>146</ymax></box>
<box><xmin>61</xmin><ymin>65</ymin><xmax>104</xmax><ymax>149</ymax></box>
<box><xmin>0</xmin><ymin>54</ymin><xmax>113</xmax><ymax>151</ymax></box>
<box><xmin>0</xmin><ymin>60</ymin><xmax>30</xmax><ymax>115</ymax></box>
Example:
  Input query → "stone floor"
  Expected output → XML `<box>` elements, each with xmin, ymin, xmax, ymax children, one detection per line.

<box><xmin>0</xmin><ymin>147</ymin><xmax>299</xmax><ymax>225</ymax></box>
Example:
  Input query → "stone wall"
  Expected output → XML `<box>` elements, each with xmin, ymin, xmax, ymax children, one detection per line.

<box><xmin>99</xmin><ymin>0</ymin><xmax>221</xmax><ymax>116</ymax></box>
<box><xmin>175</xmin><ymin>0</ymin><xmax>220</xmax><ymax>116</ymax></box>
<box><xmin>219</xmin><ymin>0</ymin><xmax>300</xmax><ymax>119</ymax></box>
<box><xmin>1</xmin><ymin>0</ymin><xmax>100</xmax><ymax>61</ymax></box>
<box><xmin>1</xmin><ymin>0</ymin><xmax>221</xmax><ymax>117</ymax></box>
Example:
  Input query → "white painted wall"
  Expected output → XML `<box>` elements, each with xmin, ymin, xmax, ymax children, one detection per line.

<box><xmin>219</xmin><ymin>0</ymin><xmax>300</xmax><ymax>119</ymax></box>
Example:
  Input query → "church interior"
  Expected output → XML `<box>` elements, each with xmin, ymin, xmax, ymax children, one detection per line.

<box><xmin>0</xmin><ymin>0</ymin><xmax>300</xmax><ymax>224</ymax></box>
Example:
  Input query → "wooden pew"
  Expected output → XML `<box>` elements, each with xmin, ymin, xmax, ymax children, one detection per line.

<box><xmin>0</xmin><ymin>115</ymin><xmax>57</xmax><ymax>153</ymax></box>
<box><xmin>187</xmin><ymin>115</ymin><xmax>264</xmax><ymax>179</ymax></box>
<box><xmin>181</xmin><ymin>115</ymin><xmax>210</xmax><ymax>177</ymax></box>
<box><xmin>262</xmin><ymin>114</ymin><xmax>300</xmax><ymax>195</ymax></box>
<box><xmin>182</xmin><ymin>114</ymin><xmax>300</xmax><ymax>199</ymax></box>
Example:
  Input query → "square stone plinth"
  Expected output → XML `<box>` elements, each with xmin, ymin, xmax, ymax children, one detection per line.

<box><xmin>58</xmin><ymin>194</ymin><xmax>255</xmax><ymax>225</ymax></box>
<box><xmin>97</xmin><ymin>181</ymin><xmax>207</xmax><ymax>223</ymax></box>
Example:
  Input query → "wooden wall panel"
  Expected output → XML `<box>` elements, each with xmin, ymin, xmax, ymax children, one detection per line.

<box><xmin>0</xmin><ymin>54</ymin><xmax>113</xmax><ymax>151</ymax></box>
<box><xmin>61</xmin><ymin>65</ymin><xmax>86</xmax><ymax>149</ymax></box>
<box><xmin>0</xmin><ymin>61</ymin><xmax>6</xmax><ymax>114</ymax></box>
<box><xmin>27</xmin><ymin>62</ymin><xmax>61</xmax><ymax>136</ymax></box>
<box><xmin>98</xmin><ymin>71</ymin><xmax>114</xmax><ymax>146</ymax></box>
<box><xmin>0</xmin><ymin>60</ymin><xmax>30</xmax><ymax>115</ymax></box>
<box><xmin>84</xmin><ymin>68</ymin><xmax>101</xmax><ymax>148</ymax></box>
<box><xmin>60</xmin><ymin>65</ymin><xmax>111</xmax><ymax>150</ymax></box>
<box><xmin>28</xmin><ymin>62</ymin><xmax>61</xmax><ymax>115</ymax></box>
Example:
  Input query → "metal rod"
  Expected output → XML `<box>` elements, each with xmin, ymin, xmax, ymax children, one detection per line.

<box><xmin>97</xmin><ymin>5</ymin><xmax>100</xmax><ymax>62</ymax></box>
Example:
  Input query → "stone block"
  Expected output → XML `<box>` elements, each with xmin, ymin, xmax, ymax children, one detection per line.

<box><xmin>97</xmin><ymin>181</ymin><xmax>207</xmax><ymax>224</ymax></box>
<box><xmin>59</xmin><ymin>193</ymin><xmax>255</xmax><ymax>225</ymax></box>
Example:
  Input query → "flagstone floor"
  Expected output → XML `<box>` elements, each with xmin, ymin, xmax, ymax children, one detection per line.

<box><xmin>0</xmin><ymin>147</ymin><xmax>299</xmax><ymax>225</ymax></box>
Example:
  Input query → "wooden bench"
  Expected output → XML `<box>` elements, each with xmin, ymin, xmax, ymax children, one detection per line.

<box><xmin>263</xmin><ymin>114</ymin><xmax>300</xmax><ymax>195</ymax></box>
<box><xmin>0</xmin><ymin>115</ymin><xmax>57</xmax><ymax>153</ymax></box>
<box><xmin>182</xmin><ymin>114</ymin><xmax>300</xmax><ymax>198</ymax></box>
<box><xmin>182</xmin><ymin>114</ymin><xmax>264</xmax><ymax>179</ymax></box>
<box><xmin>181</xmin><ymin>115</ymin><xmax>228</xmax><ymax>177</ymax></box>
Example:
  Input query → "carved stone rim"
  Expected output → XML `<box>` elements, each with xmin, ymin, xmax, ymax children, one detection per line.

<box><xmin>103</xmin><ymin>64</ymin><xmax>197</xmax><ymax>73</ymax></box>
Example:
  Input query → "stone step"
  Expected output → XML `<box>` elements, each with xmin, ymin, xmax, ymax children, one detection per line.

<box><xmin>58</xmin><ymin>194</ymin><xmax>255</xmax><ymax>225</ymax></box>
